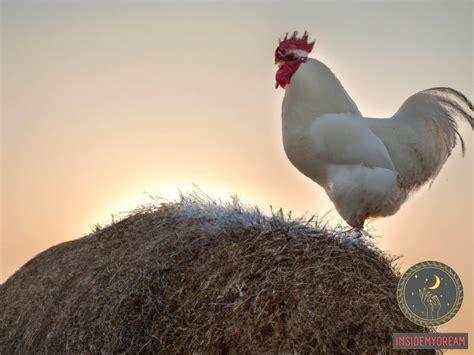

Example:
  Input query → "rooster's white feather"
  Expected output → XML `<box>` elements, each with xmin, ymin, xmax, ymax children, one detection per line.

<box><xmin>281</xmin><ymin>58</ymin><xmax>473</xmax><ymax>228</ymax></box>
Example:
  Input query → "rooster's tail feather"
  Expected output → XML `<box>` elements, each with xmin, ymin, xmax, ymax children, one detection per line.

<box><xmin>421</xmin><ymin>87</ymin><xmax>473</xmax><ymax>155</ymax></box>
<box><xmin>376</xmin><ymin>86</ymin><xmax>474</xmax><ymax>191</ymax></box>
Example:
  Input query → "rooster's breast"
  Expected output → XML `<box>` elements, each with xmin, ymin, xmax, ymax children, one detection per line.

<box><xmin>282</xmin><ymin>121</ymin><xmax>330</xmax><ymax>188</ymax></box>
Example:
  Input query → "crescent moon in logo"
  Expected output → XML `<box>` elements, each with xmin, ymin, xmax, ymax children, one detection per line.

<box><xmin>429</xmin><ymin>274</ymin><xmax>441</xmax><ymax>290</ymax></box>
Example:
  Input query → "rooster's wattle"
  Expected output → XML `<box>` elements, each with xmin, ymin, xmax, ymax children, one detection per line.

<box><xmin>275</xmin><ymin>31</ymin><xmax>473</xmax><ymax>228</ymax></box>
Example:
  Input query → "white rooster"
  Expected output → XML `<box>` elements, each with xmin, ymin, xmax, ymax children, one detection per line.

<box><xmin>275</xmin><ymin>31</ymin><xmax>473</xmax><ymax>229</ymax></box>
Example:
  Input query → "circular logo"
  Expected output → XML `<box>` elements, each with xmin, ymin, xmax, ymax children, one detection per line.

<box><xmin>397</xmin><ymin>261</ymin><xmax>463</xmax><ymax>327</ymax></box>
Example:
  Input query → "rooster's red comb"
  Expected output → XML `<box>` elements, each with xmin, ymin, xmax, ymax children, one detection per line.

<box><xmin>277</xmin><ymin>30</ymin><xmax>315</xmax><ymax>53</ymax></box>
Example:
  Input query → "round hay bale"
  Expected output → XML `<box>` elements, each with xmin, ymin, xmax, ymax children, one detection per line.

<box><xmin>0</xmin><ymin>195</ymin><xmax>433</xmax><ymax>353</ymax></box>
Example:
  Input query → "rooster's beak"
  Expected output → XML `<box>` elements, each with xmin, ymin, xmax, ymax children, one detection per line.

<box><xmin>275</xmin><ymin>60</ymin><xmax>284</xmax><ymax>88</ymax></box>
<box><xmin>275</xmin><ymin>60</ymin><xmax>285</xmax><ymax>67</ymax></box>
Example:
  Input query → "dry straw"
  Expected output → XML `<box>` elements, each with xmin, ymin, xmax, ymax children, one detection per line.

<box><xmin>0</xmin><ymin>192</ymin><xmax>436</xmax><ymax>354</ymax></box>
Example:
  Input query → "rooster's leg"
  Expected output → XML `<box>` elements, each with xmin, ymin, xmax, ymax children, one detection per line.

<box><xmin>348</xmin><ymin>227</ymin><xmax>368</xmax><ymax>239</ymax></box>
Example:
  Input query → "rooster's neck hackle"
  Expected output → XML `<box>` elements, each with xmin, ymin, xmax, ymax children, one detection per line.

<box><xmin>282</xmin><ymin>58</ymin><xmax>360</xmax><ymax>127</ymax></box>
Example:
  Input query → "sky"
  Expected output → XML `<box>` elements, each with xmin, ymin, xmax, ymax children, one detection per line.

<box><xmin>1</xmin><ymin>0</ymin><xmax>472</xmax><ymax>338</ymax></box>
